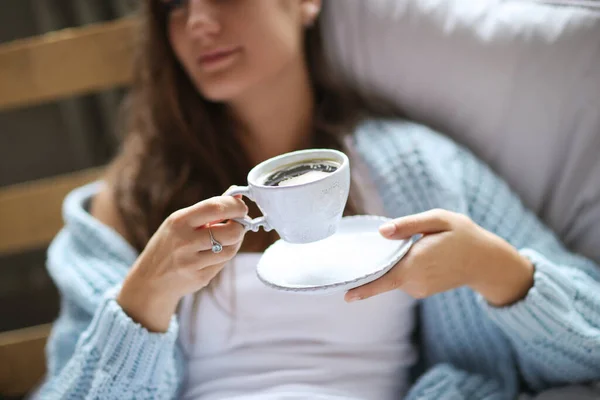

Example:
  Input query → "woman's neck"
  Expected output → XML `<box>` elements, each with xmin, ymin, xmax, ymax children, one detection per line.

<box><xmin>229</xmin><ymin>58</ymin><xmax>315</xmax><ymax>166</ymax></box>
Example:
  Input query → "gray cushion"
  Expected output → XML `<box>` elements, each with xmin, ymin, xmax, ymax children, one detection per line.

<box><xmin>323</xmin><ymin>0</ymin><xmax>600</xmax><ymax>263</ymax></box>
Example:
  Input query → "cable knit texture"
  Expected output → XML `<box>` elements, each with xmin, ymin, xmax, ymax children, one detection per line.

<box><xmin>36</xmin><ymin>120</ymin><xmax>600</xmax><ymax>399</ymax></box>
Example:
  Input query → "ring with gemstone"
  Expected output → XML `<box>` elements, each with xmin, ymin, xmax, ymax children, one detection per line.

<box><xmin>207</xmin><ymin>225</ymin><xmax>223</xmax><ymax>254</ymax></box>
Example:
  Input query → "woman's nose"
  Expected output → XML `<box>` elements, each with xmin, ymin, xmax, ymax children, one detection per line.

<box><xmin>186</xmin><ymin>0</ymin><xmax>221</xmax><ymax>40</ymax></box>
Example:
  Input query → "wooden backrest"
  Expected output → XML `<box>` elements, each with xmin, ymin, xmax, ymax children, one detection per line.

<box><xmin>0</xmin><ymin>17</ymin><xmax>136</xmax><ymax>112</ymax></box>
<box><xmin>0</xmin><ymin>324</ymin><xmax>52</xmax><ymax>396</ymax></box>
<box><xmin>0</xmin><ymin>17</ymin><xmax>136</xmax><ymax>396</ymax></box>
<box><xmin>0</xmin><ymin>17</ymin><xmax>137</xmax><ymax>257</ymax></box>
<box><xmin>0</xmin><ymin>168</ymin><xmax>105</xmax><ymax>255</ymax></box>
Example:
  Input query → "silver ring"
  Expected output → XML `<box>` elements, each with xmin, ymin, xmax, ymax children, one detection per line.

<box><xmin>208</xmin><ymin>226</ymin><xmax>223</xmax><ymax>254</ymax></box>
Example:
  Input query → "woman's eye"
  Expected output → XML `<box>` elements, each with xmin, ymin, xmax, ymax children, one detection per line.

<box><xmin>164</xmin><ymin>0</ymin><xmax>188</xmax><ymax>12</ymax></box>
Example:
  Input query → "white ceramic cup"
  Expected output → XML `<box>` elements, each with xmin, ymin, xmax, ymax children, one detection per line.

<box><xmin>224</xmin><ymin>149</ymin><xmax>351</xmax><ymax>244</ymax></box>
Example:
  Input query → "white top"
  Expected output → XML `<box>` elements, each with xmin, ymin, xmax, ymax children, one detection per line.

<box><xmin>178</xmin><ymin>145</ymin><xmax>417</xmax><ymax>400</ymax></box>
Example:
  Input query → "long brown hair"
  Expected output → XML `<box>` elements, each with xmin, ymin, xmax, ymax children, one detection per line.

<box><xmin>112</xmin><ymin>0</ymin><xmax>380</xmax><ymax>253</ymax></box>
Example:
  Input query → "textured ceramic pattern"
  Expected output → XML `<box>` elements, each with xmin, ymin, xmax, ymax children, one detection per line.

<box><xmin>228</xmin><ymin>149</ymin><xmax>351</xmax><ymax>244</ymax></box>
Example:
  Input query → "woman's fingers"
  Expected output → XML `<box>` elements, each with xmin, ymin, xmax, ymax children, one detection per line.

<box><xmin>190</xmin><ymin>220</ymin><xmax>246</xmax><ymax>252</ymax></box>
<box><xmin>179</xmin><ymin>241</ymin><xmax>240</xmax><ymax>269</ymax></box>
<box><xmin>169</xmin><ymin>195</ymin><xmax>249</xmax><ymax>229</ymax></box>
<box><xmin>345</xmin><ymin>266</ymin><xmax>406</xmax><ymax>302</ymax></box>
<box><xmin>379</xmin><ymin>209</ymin><xmax>453</xmax><ymax>239</ymax></box>
<box><xmin>195</xmin><ymin>263</ymin><xmax>227</xmax><ymax>282</ymax></box>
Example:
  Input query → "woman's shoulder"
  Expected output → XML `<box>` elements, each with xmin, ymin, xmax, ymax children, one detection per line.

<box><xmin>89</xmin><ymin>182</ymin><xmax>131</xmax><ymax>244</ymax></box>
<box><xmin>355</xmin><ymin>117</ymin><xmax>458</xmax><ymax>147</ymax></box>
<box><xmin>350</xmin><ymin>118</ymin><xmax>475</xmax><ymax>211</ymax></box>
<box><xmin>352</xmin><ymin>118</ymin><xmax>464</xmax><ymax>166</ymax></box>
<box><xmin>51</xmin><ymin>179</ymin><xmax>138</xmax><ymax>265</ymax></box>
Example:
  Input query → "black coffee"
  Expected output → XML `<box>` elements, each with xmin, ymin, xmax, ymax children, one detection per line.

<box><xmin>262</xmin><ymin>159</ymin><xmax>340</xmax><ymax>187</ymax></box>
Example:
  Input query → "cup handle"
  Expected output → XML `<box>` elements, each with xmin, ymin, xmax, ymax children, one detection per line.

<box><xmin>224</xmin><ymin>185</ymin><xmax>272</xmax><ymax>233</ymax></box>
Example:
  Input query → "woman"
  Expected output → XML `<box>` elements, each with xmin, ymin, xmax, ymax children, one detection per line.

<box><xmin>37</xmin><ymin>0</ymin><xmax>600</xmax><ymax>399</ymax></box>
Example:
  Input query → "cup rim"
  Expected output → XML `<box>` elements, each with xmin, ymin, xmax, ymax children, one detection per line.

<box><xmin>248</xmin><ymin>148</ymin><xmax>349</xmax><ymax>189</ymax></box>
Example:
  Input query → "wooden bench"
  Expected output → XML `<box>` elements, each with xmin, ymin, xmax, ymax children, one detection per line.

<box><xmin>0</xmin><ymin>17</ymin><xmax>136</xmax><ymax>397</ymax></box>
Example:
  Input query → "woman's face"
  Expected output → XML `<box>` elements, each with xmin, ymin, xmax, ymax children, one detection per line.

<box><xmin>165</xmin><ymin>0</ymin><xmax>321</xmax><ymax>102</ymax></box>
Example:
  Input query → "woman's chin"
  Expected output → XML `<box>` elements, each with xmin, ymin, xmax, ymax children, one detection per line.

<box><xmin>197</xmin><ymin>81</ymin><xmax>245</xmax><ymax>104</ymax></box>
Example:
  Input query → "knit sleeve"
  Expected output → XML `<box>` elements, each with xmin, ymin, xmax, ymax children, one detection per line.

<box><xmin>455</xmin><ymin>146</ymin><xmax>600</xmax><ymax>390</ymax></box>
<box><xmin>36</xmin><ymin>287</ymin><xmax>184</xmax><ymax>400</ymax></box>
<box><xmin>34</xmin><ymin>184</ymin><xmax>185</xmax><ymax>400</ymax></box>
<box><xmin>406</xmin><ymin>363</ymin><xmax>505</xmax><ymax>400</ymax></box>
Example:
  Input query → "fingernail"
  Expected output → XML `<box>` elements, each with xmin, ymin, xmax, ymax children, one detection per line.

<box><xmin>379</xmin><ymin>223</ymin><xmax>396</xmax><ymax>237</ymax></box>
<box><xmin>345</xmin><ymin>294</ymin><xmax>362</xmax><ymax>303</ymax></box>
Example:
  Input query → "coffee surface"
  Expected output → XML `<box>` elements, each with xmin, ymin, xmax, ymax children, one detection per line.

<box><xmin>262</xmin><ymin>160</ymin><xmax>339</xmax><ymax>187</ymax></box>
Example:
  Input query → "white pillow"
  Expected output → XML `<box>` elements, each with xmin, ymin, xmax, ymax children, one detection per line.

<box><xmin>323</xmin><ymin>0</ymin><xmax>600</xmax><ymax>262</ymax></box>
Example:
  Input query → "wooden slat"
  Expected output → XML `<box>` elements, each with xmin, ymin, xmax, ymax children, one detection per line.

<box><xmin>0</xmin><ymin>168</ymin><xmax>104</xmax><ymax>255</ymax></box>
<box><xmin>0</xmin><ymin>324</ymin><xmax>52</xmax><ymax>396</ymax></box>
<box><xmin>0</xmin><ymin>17</ymin><xmax>137</xmax><ymax>112</ymax></box>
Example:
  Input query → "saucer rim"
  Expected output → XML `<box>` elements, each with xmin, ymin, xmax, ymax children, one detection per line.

<box><xmin>255</xmin><ymin>215</ymin><xmax>413</xmax><ymax>293</ymax></box>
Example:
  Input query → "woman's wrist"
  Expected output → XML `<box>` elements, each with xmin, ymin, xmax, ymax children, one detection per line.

<box><xmin>117</xmin><ymin>274</ymin><xmax>180</xmax><ymax>333</ymax></box>
<box><xmin>467</xmin><ymin>228</ymin><xmax>535</xmax><ymax>307</ymax></box>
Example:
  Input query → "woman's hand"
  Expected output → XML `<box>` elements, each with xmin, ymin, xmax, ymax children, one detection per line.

<box><xmin>345</xmin><ymin>209</ymin><xmax>535</xmax><ymax>307</ymax></box>
<box><xmin>117</xmin><ymin>195</ymin><xmax>248</xmax><ymax>332</ymax></box>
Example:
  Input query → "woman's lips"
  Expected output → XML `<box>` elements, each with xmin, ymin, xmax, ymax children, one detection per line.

<box><xmin>197</xmin><ymin>46</ymin><xmax>241</xmax><ymax>71</ymax></box>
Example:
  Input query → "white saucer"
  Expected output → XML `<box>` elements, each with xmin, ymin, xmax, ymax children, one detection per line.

<box><xmin>256</xmin><ymin>216</ymin><xmax>413</xmax><ymax>295</ymax></box>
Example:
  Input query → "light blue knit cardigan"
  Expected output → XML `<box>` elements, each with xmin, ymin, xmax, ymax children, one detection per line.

<box><xmin>37</xmin><ymin>121</ymin><xmax>600</xmax><ymax>399</ymax></box>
